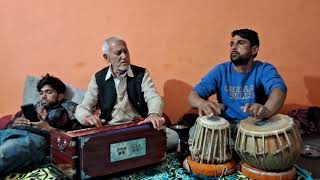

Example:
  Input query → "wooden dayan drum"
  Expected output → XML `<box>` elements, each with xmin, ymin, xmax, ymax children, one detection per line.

<box><xmin>235</xmin><ymin>114</ymin><xmax>303</xmax><ymax>171</ymax></box>
<box><xmin>189</xmin><ymin>115</ymin><xmax>232</xmax><ymax>164</ymax></box>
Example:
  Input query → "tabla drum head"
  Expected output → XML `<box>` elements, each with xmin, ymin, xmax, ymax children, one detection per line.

<box><xmin>197</xmin><ymin>115</ymin><xmax>230</xmax><ymax>130</ymax></box>
<box><xmin>239</xmin><ymin>114</ymin><xmax>293</xmax><ymax>135</ymax></box>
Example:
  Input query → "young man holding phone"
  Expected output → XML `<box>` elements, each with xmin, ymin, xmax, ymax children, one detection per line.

<box><xmin>0</xmin><ymin>74</ymin><xmax>81</xmax><ymax>176</ymax></box>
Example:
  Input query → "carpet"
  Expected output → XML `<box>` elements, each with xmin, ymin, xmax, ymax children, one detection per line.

<box><xmin>4</xmin><ymin>153</ymin><xmax>313</xmax><ymax>180</ymax></box>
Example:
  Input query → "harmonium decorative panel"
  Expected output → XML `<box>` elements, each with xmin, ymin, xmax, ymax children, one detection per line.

<box><xmin>50</xmin><ymin>120</ymin><xmax>166</xmax><ymax>179</ymax></box>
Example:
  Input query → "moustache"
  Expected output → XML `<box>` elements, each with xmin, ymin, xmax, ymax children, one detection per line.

<box><xmin>231</xmin><ymin>51</ymin><xmax>239</xmax><ymax>54</ymax></box>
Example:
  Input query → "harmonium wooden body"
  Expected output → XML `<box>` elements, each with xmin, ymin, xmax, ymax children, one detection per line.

<box><xmin>50</xmin><ymin>120</ymin><xmax>166</xmax><ymax>179</ymax></box>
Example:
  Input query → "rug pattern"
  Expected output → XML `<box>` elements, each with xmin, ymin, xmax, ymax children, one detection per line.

<box><xmin>4</xmin><ymin>153</ymin><xmax>309</xmax><ymax>180</ymax></box>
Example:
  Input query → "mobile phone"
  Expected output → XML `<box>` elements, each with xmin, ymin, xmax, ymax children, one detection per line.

<box><xmin>21</xmin><ymin>104</ymin><xmax>40</xmax><ymax>122</ymax></box>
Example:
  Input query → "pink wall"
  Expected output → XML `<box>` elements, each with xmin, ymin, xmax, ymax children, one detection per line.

<box><xmin>1</xmin><ymin>0</ymin><xmax>320</xmax><ymax>123</ymax></box>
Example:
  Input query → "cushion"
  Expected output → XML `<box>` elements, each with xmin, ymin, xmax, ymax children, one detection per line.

<box><xmin>23</xmin><ymin>75</ymin><xmax>85</xmax><ymax>105</ymax></box>
<box><xmin>0</xmin><ymin>115</ymin><xmax>12</xmax><ymax>129</ymax></box>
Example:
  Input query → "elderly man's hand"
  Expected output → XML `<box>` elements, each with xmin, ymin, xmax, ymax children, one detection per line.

<box><xmin>12</xmin><ymin>117</ymin><xmax>31</xmax><ymax>127</ymax></box>
<box><xmin>83</xmin><ymin>115</ymin><xmax>103</xmax><ymax>127</ymax></box>
<box><xmin>137</xmin><ymin>113</ymin><xmax>165</xmax><ymax>130</ymax></box>
<box><xmin>241</xmin><ymin>103</ymin><xmax>272</xmax><ymax>119</ymax></box>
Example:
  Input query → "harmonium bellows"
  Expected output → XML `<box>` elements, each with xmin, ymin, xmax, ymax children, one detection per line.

<box><xmin>50</xmin><ymin>120</ymin><xmax>166</xmax><ymax>179</ymax></box>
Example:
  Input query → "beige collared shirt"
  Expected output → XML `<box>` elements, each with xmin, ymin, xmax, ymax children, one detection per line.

<box><xmin>75</xmin><ymin>65</ymin><xmax>163</xmax><ymax>125</ymax></box>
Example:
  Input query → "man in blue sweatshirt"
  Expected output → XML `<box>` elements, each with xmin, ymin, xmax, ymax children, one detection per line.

<box><xmin>188</xmin><ymin>29</ymin><xmax>287</xmax><ymax>131</ymax></box>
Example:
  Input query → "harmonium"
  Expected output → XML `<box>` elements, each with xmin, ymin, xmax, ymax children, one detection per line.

<box><xmin>50</xmin><ymin>119</ymin><xmax>166</xmax><ymax>179</ymax></box>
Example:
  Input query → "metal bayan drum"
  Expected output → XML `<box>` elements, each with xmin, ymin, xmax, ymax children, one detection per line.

<box><xmin>189</xmin><ymin>115</ymin><xmax>232</xmax><ymax>164</ymax></box>
<box><xmin>235</xmin><ymin>114</ymin><xmax>303</xmax><ymax>171</ymax></box>
<box><xmin>240</xmin><ymin>162</ymin><xmax>297</xmax><ymax>180</ymax></box>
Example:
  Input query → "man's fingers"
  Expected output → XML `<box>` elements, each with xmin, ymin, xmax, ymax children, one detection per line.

<box><xmin>85</xmin><ymin>118</ymin><xmax>95</xmax><ymax>126</ymax></box>
<box><xmin>84</xmin><ymin>116</ymin><xmax>102</xmax><ymax>127</ymax></box>
<box><xmin>247</xmin><ymin>104</ymin><xmax>260</xmax><ymax>118</ymax></box>
<box><xmin>207</xmin><ymin>112</ymin><xmax>214</xmax><ymax>117</ymax></box>
<box><xmin>138</xmin><ymin>117</ymin><xmax>164</xmax><ymax>130</ymax></box>
<box><xmin>198</xmin><ymin>109</ymin><xmax>204</xmax><ymax>117</ymax></box>
<box><xmin>241</xmin><ymin>103</ymin><xmax>251</xmax><ymax>112</ymax></box>
<box><xmin>93</xmin><ymin>118</ymin><xmax>102</xmax><ymax>127</ymax></box>
<box><xmin>199</xmin><ymin>106</ymin><xmax>216</xmax><ymax>117</ymax></box>
<box><xmin>208</xmin><ymin>103</ymin><xmax>221</xmax><ymax>115</ymax></box>
<box><xmin>138</xmin><ymin>119</ymin><xmax>151</xmax><ymax>127</ymax></box>
<box><xmin>161</xmin><ymin>117</ymin><xmax>166</xmax><ymax>124</ymax></box>
<box><xmin>205</xmin><ymin>107</ymin><xmax>215</xmax><ymax>116</ymax></box>
<box><xmin>150</xmin><ymin>118</ymin><xmax>158</xmax><ymax>129</ymax></box>
<box><xmin>156</xmin><ymin>118</ymin><xmax>163</xmax><ymax>129</ymax></box>
<box><xmin>30</xmin><ymin>121</ymin><xmax>42</xmax><ymax>127</ymax></box>
<box><xmin>13</xmin><ymin>118</ymin><xmax>30</xmax><ymax>126</ymax></box>
<box><xmin>137</xmin><ymin>119</ymin><xmax>146</xmax><ymax>125</ymax></box>
<box><xmin>155</xmin><ymin>118</ymin><xmax>165</xmax><ymax>130</ymax></box>
<box><xmin>145</xmin><ymin>118</ymin><xmax>157</xmax><ymax>129</ymax></box>
<box><xmin>253</xmin><ymin>107</ymin><xmax>259</xmax><ymax>118</ymax></box>
<box><xmin>203</xmin><ymin>106</ymin><xmax>214</xmax><ymax>117</ymax></box>
<box><xmin>12</xmin><ymin>122</ymin><xmax>29</xmax><ymax>127</ymax></box>
<box><xmin>198</xmin><ymin>100</ymin><xmax>222</xmax><ymax>117</ymax></box>
<box><xmin>257</xmin><ymin>106</ymin><xmax>265</xmax><ymax>117</ymax></box>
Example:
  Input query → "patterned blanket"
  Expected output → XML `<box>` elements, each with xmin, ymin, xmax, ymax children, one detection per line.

<box><xmin>4</xmin><ymin>153</ymin><xmax>312</xmax><ymax>180</ymax></box>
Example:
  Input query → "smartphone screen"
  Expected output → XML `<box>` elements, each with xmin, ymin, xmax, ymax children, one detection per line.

<box><xmin>21</xmin><ymin>104</ymin><xmax>40</xmax><ymax>122</ymax></box>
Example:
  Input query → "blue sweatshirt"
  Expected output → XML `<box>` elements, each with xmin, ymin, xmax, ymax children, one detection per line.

<box><xmin>194</xmin><ymin>60</ymin><xmax>287</xmax><ymax>122</ymax></box>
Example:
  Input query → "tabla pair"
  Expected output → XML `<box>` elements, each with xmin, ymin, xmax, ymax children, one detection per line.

<box><xmin>183</xmin><ymin>114</ymin><xmax>303</xmax><ymax>180</ymax></box>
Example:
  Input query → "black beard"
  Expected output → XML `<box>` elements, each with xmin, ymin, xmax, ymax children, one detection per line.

<box><xmin>230</xmin><ymin>56</ymin><xmax>250</xmax><ymax>66</ymax></box>
<box><xmin>41</xmin><ymin>101</ymin><xmax>60</xmax><ymax>109</ymax></box>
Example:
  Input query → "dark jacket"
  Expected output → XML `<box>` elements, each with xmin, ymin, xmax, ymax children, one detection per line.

<box><xmin>95</xmin><ymin>65</ymin><xmax>149</xmax><ymax>121</ymax></box>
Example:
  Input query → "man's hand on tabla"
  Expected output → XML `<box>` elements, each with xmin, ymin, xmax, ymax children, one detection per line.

<box><xmin>241</xmin><ymin>103</ymin><xmax>272</xmax><ymax>119</ymax></box>
<box><xmin>198</xmin><ymin>100</ymin><xmax>225</xmax><ymax>117</ymax></box>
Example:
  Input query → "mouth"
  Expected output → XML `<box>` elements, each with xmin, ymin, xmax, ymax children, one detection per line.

<box><xmin>41</xmin><ymin>100</ymin><xmax>48</xmax><ymax>105</ymax></box>
<box><xmin>120</xmin><ymin>61</ymin><xmax>129</xmax><ymax>66</ymax></box>
<box><xmin>230</xmin><ymin>51</ymin><xmax>240</xmax><ymax>58</ymax></box>
<box><xmin>231</xmin><ymin>51</ymin><xmax>239</xmax><ymax>55</ymax></box>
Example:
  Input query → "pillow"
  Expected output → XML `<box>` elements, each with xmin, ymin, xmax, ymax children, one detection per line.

<box><xmin>0</xmin><ymin>115</ymin><xmax>12</xmax><ymax>129</ymax></box>
<box><xmin>23</xmin><ymin>75</ymin><xmax>85</xmax><ymax>105</ymax></box>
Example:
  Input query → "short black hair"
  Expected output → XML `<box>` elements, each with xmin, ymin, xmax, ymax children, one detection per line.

<box><xmin>232</xmin><ymin>29</ymin><xmax>260</xmax><ymax>47</ymax></box>
<box><xmin>37</xmin><ymin>74</ymin><xmax>66</xmax><ymax>94</ymax></box>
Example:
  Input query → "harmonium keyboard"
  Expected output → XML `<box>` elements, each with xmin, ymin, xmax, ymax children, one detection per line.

<box><xmin>50</xmin><ymin>119</ymin><xmax>166</xmax><ymax>179</ymax></box>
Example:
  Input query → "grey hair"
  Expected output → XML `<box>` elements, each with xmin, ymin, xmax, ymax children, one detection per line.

<box><xmin>102</xmin><ymin>36</ymin><xmax>124</xmax><ymax>55</ymax></box>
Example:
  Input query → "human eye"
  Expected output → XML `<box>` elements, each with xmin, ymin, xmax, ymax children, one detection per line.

<box><xmin>239</xmin><ymin>40</ymin><xmax>248</xmax><ymax>45</ymax></box>
<box><xmin>115</xmin><ymin>50</ymin><xmax>121</xmax><ymax>55</ymax></box>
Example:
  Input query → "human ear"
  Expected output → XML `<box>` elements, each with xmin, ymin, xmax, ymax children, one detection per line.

<box><xmin>252</xmin><ymin>46</ymin><xmax>259</xmax><ymax>56</ymax></box>
<box><xmin>58</xmin><ymin>94</ymin><xmax>64</xmax><ymax>101</ymax></box>
<box><xmin>103</xmin><ymin>54</ymin><xmax>111</xmax><ymax>63</ymax></box>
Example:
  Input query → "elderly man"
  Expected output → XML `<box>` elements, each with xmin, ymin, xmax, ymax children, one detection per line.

<box><xmin>75</xmin><ymin>37</ymin><xmax>178</xmax><ymax>149</ymax></box>
<box><xmin>0</xmin><ymin>74</ymin><xmax>81</xmax><ymax>176</ymax></box>
<box><xmin>189</xmin><ymin>29</ymin><xmax>287</xmax><ymax>133</ymax></box>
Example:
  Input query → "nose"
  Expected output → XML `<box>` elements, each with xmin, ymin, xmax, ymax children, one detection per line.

<box><xmin>40</xmin><ymin>93</ymin><xmax>47</xmax><ymax>100</ymax></box>
<box><xmin>231</xmin><ymin>43</ymin><xmax>238</xmax><ymax>51</ymax></box>
<box><xmin>120</xmin><ymin>52</ymin><xmax>127</xmax><ymax>60</ymax></box>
